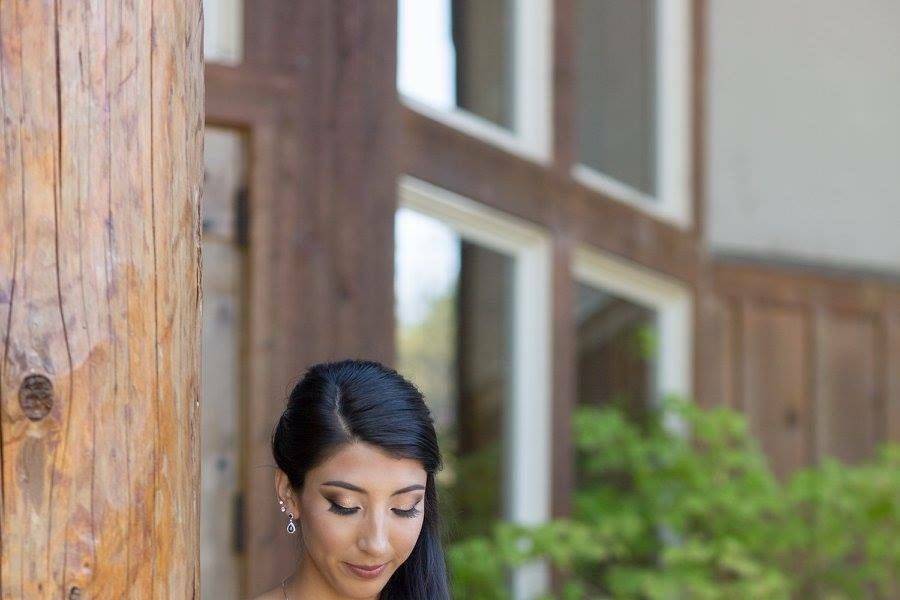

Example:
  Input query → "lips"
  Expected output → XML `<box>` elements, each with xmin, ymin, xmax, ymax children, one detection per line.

<box><xmin>344</xmin><ymin>561</ymin><xmax>388</xmax><ymax>580</ymax></box>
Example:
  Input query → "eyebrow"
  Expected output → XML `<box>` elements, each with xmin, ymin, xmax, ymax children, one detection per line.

<box><xmin>321</xmin><ymin>481</ymin><xmax>425</xmax><ymax>496</ymax></box>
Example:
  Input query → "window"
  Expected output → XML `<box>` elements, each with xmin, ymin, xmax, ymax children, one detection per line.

<box><xmin>573</xmin><ymin>246</ymin><xmax>692</xmax><ymax>423</ymax></box>
<box><xmin>203</xmin><ymin>0</ymin><xmax>243</xmax><ymax>65</ymax></box>
<box><xmin>395</xmin><ymin>176</ymin><xmax>552</xmax><ymax>597</ymax></box>
<box><xmin>574</xmin><ymin>0</ymin><xmax>692</xmax><ymax>226</ymax></box>
<box><xmin>576</xmin><ymin>283</ymin><xmax>659</xmax><ymax>420</ymax></box>
<box><xmin>397</xmin><ymin>0</ymin><xmax>551</xmax><ymax>160</ymax></box>
<box><xmin>395</xmin><ymin>209</ymin><xmax>513</xmax><ymax>543</ymax></box>
<box><xmin>571</xmin><ymin>248</ymin><xmax>691</xmax><ymax>593</ymax></box>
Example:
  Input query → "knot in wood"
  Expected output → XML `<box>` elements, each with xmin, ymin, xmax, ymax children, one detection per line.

<box><xmin>19</xmin><ymin>374</ymin><xmax>54</xmax><ymax>421</ymax></box>
<box><xmin>68</xmin><ymin>586</ymin><xmax>82</xmax><ymax>599</ymax></box>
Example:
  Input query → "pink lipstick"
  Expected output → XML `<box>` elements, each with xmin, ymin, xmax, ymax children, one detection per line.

<box><xmin>344</xmin><ymin>561</ymin><xmax>387</xmax><ymax>580</ymax></box>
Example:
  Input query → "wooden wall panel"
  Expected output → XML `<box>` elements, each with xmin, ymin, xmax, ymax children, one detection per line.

<box><xmin>695</xmin><ymin>293</ymin><xmax>738</xmax><ymax>410</ymax></box>
<box><xmin>700</xmin><ymin>259</ymin><xmax>900</xmax><ymax>475</ymax></box>
<box><xmin>816</xmin><ymin>312</ymin><xmax>879</xmax><ymax>463</ymax></box>
<box><xmin>888</xmin><ymin>309</ymin><xmax>900</xmax><ymax>442</ymax></box>
<box><xmin>742</xmin><ymin>303</ymin><xmax>812</xmax><ymax>478</ymax></box>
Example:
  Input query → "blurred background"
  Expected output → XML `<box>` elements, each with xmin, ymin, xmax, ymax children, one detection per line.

<box><xmin>199</xmin><ymin>1</ymin><xmax>899</xmax><ymax>598</ymax></box>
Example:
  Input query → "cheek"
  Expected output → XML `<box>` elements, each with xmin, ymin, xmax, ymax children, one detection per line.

<box><xmin>391</xmin><ymin>518</ymin><xmax>425</xmax><ymax>562</ymax></box>
<box><xmin>301</xmin><ymin>509</ymin><xmax>357</xmax><ymax>560</ymax></box>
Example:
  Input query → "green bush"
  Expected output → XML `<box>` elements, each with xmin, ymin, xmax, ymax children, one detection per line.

<box><xmin>446</xmin><ymin>398</ymin><xmax>900</xmax><ymax>599</ymax></box>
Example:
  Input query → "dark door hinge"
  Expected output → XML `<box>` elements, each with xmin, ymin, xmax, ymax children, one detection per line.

<box><xmin>232</xmin><ymin>490</ymin><xmax>245</xmax><ymax>554</ymax></box>
<box><xmin>234</xmin><ymin>185</ymin><xmax>249</xmax><ymax>248</ymax></box>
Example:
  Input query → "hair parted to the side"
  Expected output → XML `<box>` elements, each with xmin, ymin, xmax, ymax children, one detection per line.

<box><xmin>270</xmin><ymin>359</ymin><xmax>452</xmax><ymax>600</ymax></box>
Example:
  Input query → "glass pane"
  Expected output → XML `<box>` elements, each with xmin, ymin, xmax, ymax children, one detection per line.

<box><xmin>574</xmin><ymin>282</ymin><xmax>659</xmax><ymax>595</ymax></box>
<box><xmin>398</xmin><ymin>0</ymin><xmax>516</xmax><ymax>129</ymax></box>
<box><xmin>203</xmin><ymin>0</ymin><xmax>243</xmax><ymax>65</ymax></box>
<box><xmin>575</xmin><ymin>282</ymin><xmax>658</xmax><ymax>419</ymax></box>
<box><xmin>576</xmin><ymin>0</ymin><xmax>657</xmax><ymax>196</ymax></box>
<box><xmin>201</xmin><ymin>127</ymin><xmax>247</xmax><ymax>599</ymax></box>
<box><xmin>395</xmin><ymin>208</ymin><xmax>515</xmax><ymax>544</ymax></box>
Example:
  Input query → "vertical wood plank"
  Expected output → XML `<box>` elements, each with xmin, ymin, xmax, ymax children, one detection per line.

<box><xmin>695</xmin><ymin>291</ymin><xmax>737</xmax><ymax>410</ymax></box>
<box><xmin>327</xmin><ymin>0</ymin><xmax>399</xmax><ymax>363</ymax></box>
<box><xmin>887</xmin><ymin>308</ymin><xmax>900</xmax><ymax>443</ymax></box>
<box><xmin>811</xmin><ymin>306</ymin><xmax>828</xmax><ymax>463</ymax></box>
<box><xmin>691</xmin><ymin>0</ymin><xmax>707</xmax><ymax>238</ymax></box>
<box><xmin>0</xmin><ymin>0</ymin><xmax>203</xmax><ymax>596</ymax></box>
<box><xmin>552</xmin><ymin>0</ymin><xmax>576</xmax><ymax>172</ymax></box>
<box><xmin>817</xmin><ymin>313</ymin><xmax>879</xmax><ymax>463</ymax></box>
<box><xmin>1</xmin><ymin>2</ymin><xmax>66</xmax><ymax>594</ymax></box>
<box><xmin>550</xmin><ymin>235</ymin><xmax>576</xmax><ymax>520</ymax></box>
<box><xmin>724</xmin><ymin>299</ymin><xmax>740</xmax><ymax>411</ymax></box>
<box><xmin>151</xmin><ymin>1</ymin><xmax>204</xmax><ymax>595</ymax></box>
<box><xmin>548</xmin><ymin>232</ymin><xmax>576</xmax><ymax>598</ymax></box>
<box><xmin>742</xmin><ymin>303</ymin><xmax>812</xmax><ymax>479</ymax></box>
<box><xmin>735</xmin><ymin>298</ymin><xmax>750</xmax><ymax>414</ymax></box>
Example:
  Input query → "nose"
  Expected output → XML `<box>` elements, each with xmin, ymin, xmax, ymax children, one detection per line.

<box><xmin>357</xmin><ymin>509</ymin><xmax>390</xmax><ymax>556</ymax></box>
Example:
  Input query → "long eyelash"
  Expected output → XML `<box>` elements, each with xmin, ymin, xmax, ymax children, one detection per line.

<box><xmin>328</xmin><ymin>500</ymin><xmax>359</xmax><ymax>516</ymax></box>
<box><xmin>393</xmin><ymin>507</ymin><xmax>421</xmax><ymax>519</ymax></box>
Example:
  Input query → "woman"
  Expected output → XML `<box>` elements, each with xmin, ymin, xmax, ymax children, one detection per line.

<box><xmin>251</xmin><ymin>359</ymin><xmax>452</xmax><ymax>600</ymax></box>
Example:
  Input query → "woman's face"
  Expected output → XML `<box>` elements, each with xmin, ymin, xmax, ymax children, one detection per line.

<box><xmin>278</xmin><ymin>441</ymin><xmax>428</xmax><ymax>599</ymax></box>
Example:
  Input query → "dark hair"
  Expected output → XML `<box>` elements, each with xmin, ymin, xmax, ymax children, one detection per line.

<box><xmin>271</xmin><ymin>359</ymin><xmax>451</xmax><ymax>600</ymax></box>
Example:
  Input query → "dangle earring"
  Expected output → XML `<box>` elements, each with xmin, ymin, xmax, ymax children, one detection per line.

<box><xmin>278</xmin><ymin>498</ymin><xmax>297</xmax><ymax>534</ymax></box>
<box><xmin>286</xmin><ymin>513</ymin><xmax>296</xmax><ymax>534</ymax></box>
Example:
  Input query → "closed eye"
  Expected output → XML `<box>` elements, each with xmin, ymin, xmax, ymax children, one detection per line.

<box><xmin>392</xmin><ymin>501</ymin><xmax>422</xmax><ymax>518</ymax></box>
<box><xmin>328</xmin><ymin>500</ymin><xmax>359</xmax><ymax>516</ymax></box>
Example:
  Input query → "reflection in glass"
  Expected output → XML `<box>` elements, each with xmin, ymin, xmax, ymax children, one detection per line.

<box><xmin>575</xmin><ymin>282</ymin><xmax>658</xmax><ymax>419</ymax></box>
<box><xmin>394</xmin><ymin>208</ymin><xmax>514</xmax><ymax>544</ymax></box>
<box><xmin>573</xmin><ymin>281</ymin><xmax>658</xmax><ymax>594</ymax></box>
<box><xmin>398</xmin><ymin>0</ymin><xmax>516</xmax><ymax>129</ymax></box>
<box><xmin>576</xmin><ymin>0</ymin><xmax>657</xmax><ymax>196</ymax></box>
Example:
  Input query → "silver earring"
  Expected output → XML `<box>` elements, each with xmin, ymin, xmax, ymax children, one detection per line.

<box><xmin>279</xmin><ymin>498</ymin><xmax>286</xmax><ymax>513</ymax></box>
<box><xmin>286</xmin><ymin>512</ymin><xmax>296</xmax><ymax>534</ymax></box>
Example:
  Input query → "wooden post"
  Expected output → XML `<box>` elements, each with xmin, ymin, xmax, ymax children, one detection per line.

<box><xmin>0</xmin><ymin>1</ymin><xmax>203</xmax><ymax>597</ymax></box>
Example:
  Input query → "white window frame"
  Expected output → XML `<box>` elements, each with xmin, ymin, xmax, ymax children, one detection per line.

<box><xmin>572</xmin><ymin>246</ymin><xmax>693</xmax><ymax>426</ymax></box>
<box><xmin>398</xmin><ymin>0</ymin><xmax>553</xmax><ymax>163</ymax></box>
<box><xmin>572</xmin><ymin>0</ymin><xmax>693</xmax><ymax>228</ymax></box>
<box><xmin>202</xmin><ymin>0</ymin><xmax>243</xmax><ymax>65</ymax></box>
<box><xmin>398</xmin><ymin>175</ymin><xmax>552</xmax><ymax>599</ymax></box>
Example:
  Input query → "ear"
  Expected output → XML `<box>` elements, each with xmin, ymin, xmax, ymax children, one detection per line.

<box><xmin>274</xmin><ymin>469</ymin><xmax>300</xmax><ymax>516</ymax></box>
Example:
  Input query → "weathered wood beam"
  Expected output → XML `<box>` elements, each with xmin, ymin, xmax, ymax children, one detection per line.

<box><xmin>0</xmin><ymin>0</ymin><xmax>203</xmax><ymax>596</ymax></box>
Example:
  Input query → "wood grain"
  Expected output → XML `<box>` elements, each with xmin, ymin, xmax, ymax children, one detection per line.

<box><xmin>401</xmin><ymin>108</ymin><xmax>701</xmax><ymax>284</ymax></box>
<box><xmin>699</xmin><ymin>259</ymin><xmax>900</xmax><ymax>475</ymax></box>
<box><xmin>742</xmin><ymin>302</ymin><xmax>811</xmax><ymax>479</ymax></box>
<box><xmin>0</xmin><ymin>0</ymin><xmax>203</xmax><ymax>596</ymax></box>
<box><xmin>816</xmin><ymin>312</ymin><xmax>879</xmax><ymax>463</ymax></box>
